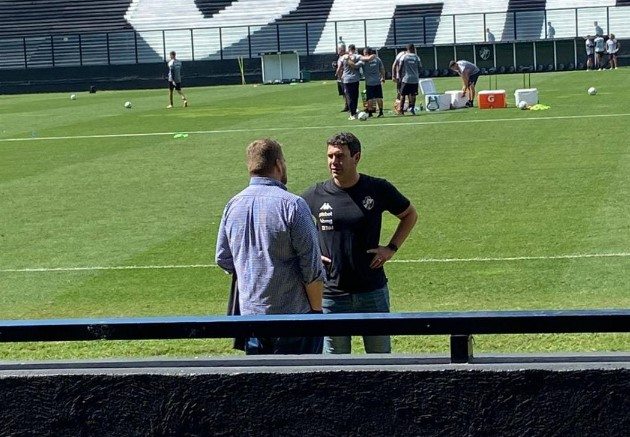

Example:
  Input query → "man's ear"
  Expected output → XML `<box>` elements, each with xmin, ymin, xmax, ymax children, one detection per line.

<box><xmin>354</xmin><ymin>152</ymin><xmax>361</xmax><ymax>164</ymax></box>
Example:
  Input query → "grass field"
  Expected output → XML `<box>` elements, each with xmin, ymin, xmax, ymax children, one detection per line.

<box><xmin>1</xmin><ymin>69</ymin><xmax>628</xmax><ymax>360</ymax></box>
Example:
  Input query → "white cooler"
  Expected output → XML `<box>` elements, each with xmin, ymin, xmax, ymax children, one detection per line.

<box><xmin>424</xmin><ymin>94</ymin><xmax>451</xmax><ymax>111</ymax></box>
<box><xmin>514</xmin><ymin>88</ymin><xmax>538</xmax><ymax>106</ymax></box>
<box><xmin>445</xmin><ymin>90</ymin><xmax>468</xmax><ymax>109</ymax></box>
<box><xmin>419</xmin><ymin>79</ymin><xmax>437</xmax><ymax>95</ymax></box>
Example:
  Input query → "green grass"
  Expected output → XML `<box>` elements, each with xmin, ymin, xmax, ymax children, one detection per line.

<box><xmin>1</xmin><ymin>70</ymin><xmax>629</xmax><ymax>360</ymax></box>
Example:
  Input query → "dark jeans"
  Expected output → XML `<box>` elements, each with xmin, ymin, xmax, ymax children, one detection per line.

<box><xmin>245</xmin><ymin>336</ymin><xmax>323</xmax><ymax>355</ymax></box>
<box><xmin>343</xmin><ymin>81</ymin><xmax>360</xmax><ymax>115</ymax></box>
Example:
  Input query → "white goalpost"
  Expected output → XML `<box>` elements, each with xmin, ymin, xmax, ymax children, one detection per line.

<box><xmin>260</xmin><ymin>51</ymin><xmax>300</xmax><ymax>83</ymax></box>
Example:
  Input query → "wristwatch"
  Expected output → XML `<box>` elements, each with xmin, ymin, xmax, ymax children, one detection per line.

<box><xmin>386</xmin><ymin>242</ymin><xmax>399</xmax><ymax>252</ymax></box>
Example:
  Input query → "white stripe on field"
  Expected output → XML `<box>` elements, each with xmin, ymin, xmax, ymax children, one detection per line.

<box><xmin>2</xmin><ymin>112</ymin><xmax>630</xmax><ymax>143</ymax></box>
<box><xmin>1</xmin><ymin>252</ymin><xmax>628</xmax><ymax>273</ymax></box>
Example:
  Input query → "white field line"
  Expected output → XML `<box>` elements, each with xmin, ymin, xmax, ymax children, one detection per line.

<box><xmin>1</xmin><ymin>252</ymin><xmax>628</xmax><ymax>273</ymax></box>
<box><xmin>2</xmin><ymin>112</ymin><xmax>630</xmax><ymax>143</ymax></box>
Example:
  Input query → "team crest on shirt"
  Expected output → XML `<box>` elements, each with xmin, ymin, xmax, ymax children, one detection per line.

<box><xmin>362</xmin><ymin>196</ymin><xmax>375</xmax><ymax>210</ymax></box>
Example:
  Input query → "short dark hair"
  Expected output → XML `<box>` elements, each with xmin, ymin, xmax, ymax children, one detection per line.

<box><xmin>169</xmin><ymin>51</ymin><xmax>176</xmax><ymax>57</ymax></box>
<box><xmin>247</xmin><ymin>138</ymin><xmax>283</xmax><ymax>176</ymax></box>
<box><xmin>448</xmin><ymin>60</ymin><xmax>457</xmax><ymax>68</ymax></box>
<box><xmin>348</xmin><ymin>44</ymin><xmax>356</xmax><ymax>51</ymax></box>
<box><xmin>406</xmin><ymin>43</ymin><xmax>415</xmax><ymax>52</ymax></box>
<box><xmin>327</xmin><ymin>132</ymin><xmax>361</xmax><ymax>156</ymax></box>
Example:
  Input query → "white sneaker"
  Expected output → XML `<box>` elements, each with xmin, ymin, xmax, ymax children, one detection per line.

<box><xmin>183</xmin><ymin>100</ymin><xmax>188</xmax><ymax>107</ymax></box>
<box><xmin>166</xmin><ymin>104</ymin><xmax>173</xmax><ymax>109</ymax></box>
<box><xmin>348</xmin><ymin>115</ymin><xmax>357</xmax><ymax>120</ymax></box>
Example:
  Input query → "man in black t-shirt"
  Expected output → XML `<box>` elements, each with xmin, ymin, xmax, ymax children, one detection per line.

<box><xmin>302</xmin><ymin>132</ymin><xmax>418</xmax><ymax>354</ymax></box>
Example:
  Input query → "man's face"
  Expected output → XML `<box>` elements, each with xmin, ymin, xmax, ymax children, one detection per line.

<box><xmin>337</xmin><ymin>46</ymin><xmax>346</xmax><ymax>56</ymax></box>
<box><xmin>327</xmin><ymin>144</ymin><xmax>359</xmax><ymax>180</ymax></box>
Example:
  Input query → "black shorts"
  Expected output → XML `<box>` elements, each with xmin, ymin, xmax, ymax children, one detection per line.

<box><xmin>468</xmin><ymin>71</ymin><xmax>481</xmax><ymax>86</ymax></box>
<box><xmin>595</xmin><ymin>51</ymin><xmax>605</xmax><ymax>57</ymax></box>
<box><xmin>337</xmin><ymin>81</ymin><xmax>344</xmax><ymax>96</ymax></box>
<box><xmin>365</xmin><ymin>84</ymin><xmax>383</xmax><ymax>100</ymax></box>
<box><xmin>400</xmin><ymin>82</ymin><xmax>418</xmax><ymax>96</ymax></box>
<box><xmin>169</xmin><ymin>81</ymin><xmax>182</xmax><ymax>91</ymax></box>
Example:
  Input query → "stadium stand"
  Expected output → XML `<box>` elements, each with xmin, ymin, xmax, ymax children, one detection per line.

<box><xmin>0</xmin><ymin>0</ymin><xmax>628</xmax><ymax>69</ymax></box>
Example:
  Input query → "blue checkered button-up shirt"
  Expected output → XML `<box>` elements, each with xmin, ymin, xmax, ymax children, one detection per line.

<box><xmin>216</xmin><ymin>177</ymin><xmax>323</xmax><ymax>315</ymax></box>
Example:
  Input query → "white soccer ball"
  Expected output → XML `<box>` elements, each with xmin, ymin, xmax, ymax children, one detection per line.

<box><xmin>588</xmin><ymin>87</ymin><xmax>597</xmax><ymax>95</ymax></box>
<box><xmin>517</xmin><ymin>101</ymin><xmax>528</xmax><ymax>110</ymax></box>
<box><xmin>124</xmin><ymin>101</ymin><xmax>132</xmax><ymax>108</ymax></box>
<box><xmin>357</xmin><ymin>111</ymin><xmax>369</xmax><ymax>121</ymax></box>
<box><xmin>70</xmin><ymin>94</ymin><xmax>77</xmax><ymax>100</ymax></box>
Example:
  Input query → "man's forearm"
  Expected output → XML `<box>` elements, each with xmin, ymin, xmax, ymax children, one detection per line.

<box><xmin>304</xmin><ymin>280</ymin><xmax>323</xmax><ymax>311</ymax></box>
<box><xmin>390</xmin><ymin>205</ymin><xmax>418</xmax><ymax>248</ymax></box>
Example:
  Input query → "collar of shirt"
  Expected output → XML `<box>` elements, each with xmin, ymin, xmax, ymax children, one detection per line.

<box><xmin>249</xmin><ymin>176</ymin><xmax>287</xmax><ymax>191</ymax></box>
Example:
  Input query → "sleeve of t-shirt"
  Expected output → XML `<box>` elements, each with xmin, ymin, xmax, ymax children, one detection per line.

<box><xmin>300</xmin><ymin>186</ymin><xmax>317</xmax><ymax>217</ymax></box>
<box><xmin>379</xmin><ymin>179</ymin><xmax>411</xmax><ymax>216</ymax></box>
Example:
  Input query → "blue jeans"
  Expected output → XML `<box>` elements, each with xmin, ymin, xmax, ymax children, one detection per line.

<box><xmin>322</xmin><ymin>286</ymin><xmax>391</xmax><ymax>354</ymax></box>
<box><xmin>245</xmin><ymin>336</ymin><xmax>323</xmax><ymax>355</ymax></box>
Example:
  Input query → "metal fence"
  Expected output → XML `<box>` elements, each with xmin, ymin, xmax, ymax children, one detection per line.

<box><xmin>0</xmin><ymin>5</ymin><xmax>629</xmax><ymax>69</ymax></box>
<box><xmin>1</xmin><ymin>310</ymin><xmax>629</xmax><ymax>363</ymax></box>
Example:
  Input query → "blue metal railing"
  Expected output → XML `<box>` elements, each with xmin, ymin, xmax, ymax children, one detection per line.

<box><xmin>1</xmin><ymin>309</ymin><xmax>628</xmax><ymax>363</ymax></box>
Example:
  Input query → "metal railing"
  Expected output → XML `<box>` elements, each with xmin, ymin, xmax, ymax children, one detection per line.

<box><xmin>1</xmin><ymin>310</ymin><xmax>628</xmax><ymax>363</ymax></box>
<box><xmin>0</xmin><ymin>5</ymin><xmax>628</xmax><ymax>70</ymax></box>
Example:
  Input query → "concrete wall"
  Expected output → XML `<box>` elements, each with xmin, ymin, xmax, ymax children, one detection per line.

<box><xmin>1</xmin><ymin>357</ymin><xmax>628</xmax><ymax>436</ymax></box>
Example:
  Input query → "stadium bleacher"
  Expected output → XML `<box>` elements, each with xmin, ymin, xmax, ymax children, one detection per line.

<box><xmin>0</xmin><ymin>0</ymin><xmax>628</xmax><ymax>69</ymax></box>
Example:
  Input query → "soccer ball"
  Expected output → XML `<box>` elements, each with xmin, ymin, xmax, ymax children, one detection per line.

<box><xmin>517</xmin><ymin>101</ymin><xmax>528</xmax><ymax>110</ymax></box>
<box><xmin>124</xmin><ymin>101</ymin><xmax>132</xmax><ymax>108</ymax></box>
<box><xmin>357</xmin><ymin>111</ymin><xmax>369</xmax><ymax>121</ymax></box>
<box><xmin>588</xmin><ymin>87</ymin><xmax>597</xmax><ymax>95</ymax></box>
<box><xmin>70</xmin><ymin>94</ymin><xmax>77</xmax><ymax>100</ymax></box>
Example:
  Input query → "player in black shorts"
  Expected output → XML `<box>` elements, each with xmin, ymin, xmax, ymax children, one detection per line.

<box><xmin>449</xmin><ymin>60</ymin><xmax>481</xmax><ymax>107</ymax></box>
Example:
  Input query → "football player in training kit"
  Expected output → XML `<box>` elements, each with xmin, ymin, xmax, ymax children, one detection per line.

<box><xmin>167</xmin><ymin>51</ymin><xmax>188</xmax><ymax>109</ymax></box>
<box><xmin>449</xmin><ymin>59</ymin><xmax>481</xmax><ymax>107</ymax></box>
<box><xmin>398</xmin><ymin>44</ymin><xmax>421</xmax><ymax>115</ymax></box>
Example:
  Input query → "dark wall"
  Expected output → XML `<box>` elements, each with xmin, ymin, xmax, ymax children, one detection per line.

<box><xmin>1</xmin><ymin>367</ymin><xmax>628</xmax><ymax>436</ymax></box>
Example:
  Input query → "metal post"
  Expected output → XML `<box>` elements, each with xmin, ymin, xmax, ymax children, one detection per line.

<box><xmin>433</xmin><ymin>45</ymin><xmax>438</xmax><ymax>69</ymax></box>
<box><xmin>162</xmin><ymin>30</ymin><xmax>166</xmax><ymax>60</ymax></box>
<box><xmin>544</xmin><ymin>10</ymin><xmax>547</xmax><ymax>39</ymax></box>
<box><xmin>575</xmin><ymin>9</ymin><xmax>578</xmax><ymax>38</ymax></box>
<box><xmin>393</xmin><ymin>17</ymin><xmax>397</xmax><ymax>46</ymax></box>
<box><xmin>553</xmin><ymin>40</ymin><xmax>557</xmax><ymax>70</ymax></box>
<box><xmin>276</xmin><ymin>24</ymin><xmax>280</xmax><ymax>52</ymax></box>
<box><xmin>452</xmin><ymin>15</ymin><xmax>456</xmax><ymax>44</ymax></box>
<box><xmin>513</xmin><ymin>12</ymin><xmax>518</xmax><ymax>40</ymax></box>
<box><xmin>305</xmin><ymin>23</ymin><xmax>309</xmax><ymax>56</ymax></box>
<box><xmin>219</xmin><ymin>27</ymin><xmax>223</xmax><ymax>60</ymax></box>
<box><xmin>483</xmin><ymin>12</ymin><xmax>488</xmax><ymax>42</ymax></box>
<box><xmin>493</xmin><ymin>43</ymin><xmax>497</xmax><ymax>68</ymax></box>
<box><xmin>472</xmin><ymin>44</ymin><xmax>476</xmax><ymax>65</ymax></box>
<box><xmin>364</xmin><ymin>19</ymin><xmax>367</xmax><ymax>48</ymax></box>
<box><xmin>606</xmin><ymin>7</ymin><xmax>610</xmax><ymax>36</ymax></box>
<box><xmin>248</xmin><ymin>26</ymin><xmax>253</xmax><ymax>59</ymax></box>
<box><xmin>50</xmin><ymin>35</ymin><xmax>55</xmax><ymax>67</ymax></box>
<box><xmin>422</xmin><ymin>16</ymin><xmax>426</xmax><ymax>45</ymax></box>
<box><xmin>23</xmin><ymin>36</ymin><xmax>27</xmax><ymax>68</ymax></box>
<box><xmin>573</xmin><ymin>38</ymin><xmax>578</xmax><ymax>68</ymax></box>
<box><xmin>134</xmin><ymin>31</ymin><xmax>138</xmax><ymax>64</ymax></box>
<box><xmin>106</xmin><ymin>33</ymin><xmax>111</xmax><ymax>65</ymax></box>
<box><xmin>334</xmin><ymin>21</ymin><xmax>338</xmax><ymax>51</ymax></box>
<box><xmin>533</xmin><ymin>41</ymin><xmax>537</xmax><ymax>69</ymax></box>
<box><xmin>78</xmin><ymin>34</ymin><xmax>83</xmax><ymax>66</ymax></box>
<box><xmin>513</xmin><ymin>42</ymin><xmax>517</xmax><ymax>69</ymax></box>
<box><xmin>190</xmin><ymin>29</ymin><xmax>195</xmax><ymax>61</ymax></box>
<box><xmin>450</xmin><ymin>335</ymin><xmax>473</xmax><ymax>363</ymax></box>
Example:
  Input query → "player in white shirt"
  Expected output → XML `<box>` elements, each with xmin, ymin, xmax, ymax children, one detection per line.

<box><xmin>606</xmin><ymin>34</ymin><xmax>620</xmax><ymax>70</ymax></box>
<box><xmin>594</xmin><ymin>35</ymin><xmax>606</xmax><ymax>70</ymax></box>
<box><xmin>167</xmin><ymin>51</ymin><xmax>188</xmax><ymax>109</ymax></box>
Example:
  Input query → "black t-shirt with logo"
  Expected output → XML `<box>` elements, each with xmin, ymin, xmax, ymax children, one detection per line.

<box><xmin>302</xmin><ymin>174</ymin><xmax>411</xmax><ymax>295</ymax></box>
